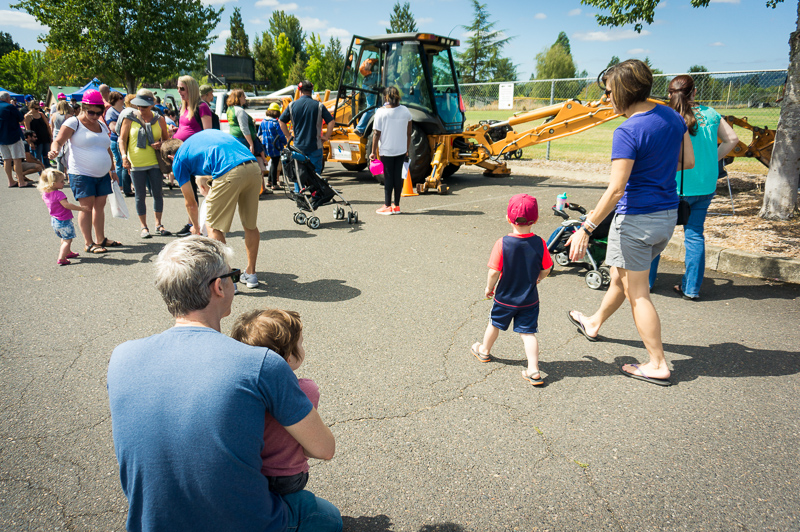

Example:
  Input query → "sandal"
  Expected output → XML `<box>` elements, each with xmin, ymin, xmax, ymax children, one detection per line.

<box><xmin>141</xmin><ymin>227</ymin><xmax>151</xmax><ymax>239</ymax></box>
<box><xmin>521</xmin><ymin>370</ymin><xmax>544</xmax><ymax>386</ymax></box>
<box><xmin>470</xmin><ymin>342</ymin><xmax>492</xmax><ymax>363</ymax></box>
<box><xmin>155</xmin><ymin>224</ymin><xmax>172</xmax><ymax>236</ymax></box>
<box><xmin>99</xmin><ymin>237</ymin><xmax>122</xmax><ymax>247</ymax></box>
<box><xmin>85</xmin><ymin>243</ymin><xmax>107</xmax><ymax>254</ymax></box>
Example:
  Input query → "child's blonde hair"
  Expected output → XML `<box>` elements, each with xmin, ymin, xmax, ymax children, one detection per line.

<box><xmin>231</xmin><ymin>309</ymin><xmax>304</xmax><ymax>364</ymax></box>
<box><xmin>37</xmin><ymin>168</ymin><xmax>65</xmax><ymax>193</ymax></box>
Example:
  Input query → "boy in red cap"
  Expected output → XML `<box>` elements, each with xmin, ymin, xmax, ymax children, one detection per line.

<box><xmin>471</xmin><ymin>193</ymin><xmax>553</xmax><ymax>385</ymax></box>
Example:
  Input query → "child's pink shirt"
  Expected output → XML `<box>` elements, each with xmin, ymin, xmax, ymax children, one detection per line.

<box><xmin>42</xmin><ymin>190</ymin><xmax>73</xmax><ymax>221</ymax></box>
<box><xmin>260</xmin><ymin>378</ymin><xmax>320</xmax><ymax>477</ymax></box>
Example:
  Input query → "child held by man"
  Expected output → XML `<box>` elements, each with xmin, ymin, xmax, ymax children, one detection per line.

<box><xmin>471</xmin><ymin>193</ymin><xmax>552</xmax><ymax>385</ymax></box>
<box><xmin>38</xmin><ymin>168</ymin><xmax>89</xmax><ymax>265</ymax></box>
<box><xmin>231</xmin><ymin>309</ymin><xmax>323</xmax><ymax>495</ymax></box>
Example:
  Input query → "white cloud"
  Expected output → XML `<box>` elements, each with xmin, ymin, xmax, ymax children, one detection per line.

<box><xmin>627</xmin><ymin>48</ymin><xmax>650</xmax><ymax>55</ymax></box>
<box><xmin>254</xmin><ymin>0</ymin><xmax>298</xmax><ymax>9</ymax></box>
<box><xmin>709</xmin><ymin>41</ymin><xmax>725</xmax><ymax>46</ymax></box>
<box><xmin>573</xmin><ymin>29</ymin><xmax>651</xmax><ymax>41</ymax></box>
<box><xmin>297</xmin><ymin>17</ymin><xmax>350</xmax><ymax>40</ymax></box>
<box><xmin>534</xmin><ymin>13</ymin><xmax>546</xmax><ymax>19</ymax></box>
<box><xmin>378</xmin><ymin>19</ymin><xmax>390</xmax><ymax>26</ymax></box>
<box><xmin>417</xmin><ymin>17</ymin><xmax>433</xmax><ymax>25</ymax></box>
<box><xmin>0</xmin><ymin>10</ymin><xmax>48</xmax><ymax>31</ymax></box>
<box><xmin>210</xmin><ymin>30</ymin><xmax>230</xmax><ymax>54</ymax></box>
<box><xmin>568</xmin><ymin>8</ymin><xmax>581</xmax><ymax>16</ymax></box>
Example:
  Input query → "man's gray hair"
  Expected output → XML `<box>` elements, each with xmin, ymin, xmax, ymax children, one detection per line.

<box><xmin>154</xmin><ymin>236</ymin><xmax>234</xmax><ymax>317</ymax></box>
<box><xmin>0</xmin><ymin>92</ymin><xmax>10</xmax><ymax>102</ymax></box>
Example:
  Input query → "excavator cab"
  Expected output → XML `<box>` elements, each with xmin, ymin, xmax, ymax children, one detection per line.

<box><xmin>332</xmin><ymin>33</ymin><xmax>465</xmax><ymax>181</ymax></box>
<box><xmin>335</xmin><ymin>33</ymin><xmax>464</xmax><ymax>134</ymax></box>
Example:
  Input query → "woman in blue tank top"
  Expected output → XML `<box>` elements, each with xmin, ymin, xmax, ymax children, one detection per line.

<box><xmin>566</xmin><ymin>59</ymin><xmax>695</xmax><ymax>386</ymax></box>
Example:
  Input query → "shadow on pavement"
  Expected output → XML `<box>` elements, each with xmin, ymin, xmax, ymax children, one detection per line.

<box><xmin>246</xmin><ymin>272</ymin><xmax>361</xmax><ymax>302</ymax></box>
<box><xmin>491</xmin><ymin>337</ymin><xmax>800</xmax><ymax>386</ymax></box>
<box><xmin>343</xmin><ymin>514</ymin><xmax>392</xmax><ymax>531</ymax></box>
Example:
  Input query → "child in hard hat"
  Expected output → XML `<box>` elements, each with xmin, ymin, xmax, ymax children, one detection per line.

<box><xmin>471</xmin><ymin>194</ymin><xmax>553</xmax><ymax>385</ymax></box>
<box><xmin>259</xmin><ymin>102</ymin><xmax>287</xmax><ymax>190</ymax></box>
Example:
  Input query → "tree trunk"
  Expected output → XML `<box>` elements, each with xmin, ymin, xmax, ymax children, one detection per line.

<box><xmin>759</xmin><ymin>0</ymin><xmax>800</xmax><ymax>220</ymax></box>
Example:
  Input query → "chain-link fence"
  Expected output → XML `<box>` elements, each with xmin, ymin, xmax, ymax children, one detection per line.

<box><xmin>459</xmin><ymin>70</ymin><xmax>785</xmax><ymax>164</ymax></box>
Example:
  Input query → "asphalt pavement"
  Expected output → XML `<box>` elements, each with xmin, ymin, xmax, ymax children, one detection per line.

<box><xmin>1</xmin><ymin>164</ymin><xmax>798</xmax><ymax>531</ymax></box>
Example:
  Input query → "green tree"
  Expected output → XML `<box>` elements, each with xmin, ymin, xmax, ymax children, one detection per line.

<box><xmin>275</xmin><ymin>32</ymin><xmax>296</xmax><ymax>83</ymax></box>
<box><xmin>13</xmin><ymin>0</ymin><xmax>221</xmax><ymax>94</ymax></box>
<box><xmin>554</xmin><ymin>31</ymin><xmax>571</xmax><ymax>56</ymax></box>
<box><xmin>304</xmin><ymin>33</ymin><xmax>325</xmax><ymax>89</ymax></box>
<box><xmin>253</xmin><ymin>31</ymin><xmax>284</xmax><ymax>89</ymax></box>
<box><xmin>0</xmin><ymin>49</ymin><xmax>48</xmax><ymax>97</ymax></box>
<box><xmin>534</xmin><ymin>44</ymin><xmax>576</xmax><ymax>80</ymax></box>
<box><xmin>269</xmin><ymin>11</ymin><xmax>305</xmax><ymax>62</ymax></box>
<box><xmin>319</xmin><ymin>37</ymin><xmax>344</xmax><ymax>91</ymax></box>
<box><xmin>688</xmin><ymin>64</ymin><xmax>708</xmax><ymax>73</ymax></box>
<box><xmin>457</xmin><ymin>0</ymin><xmax>512</xmax><ymax>83</ymax></box>
<box><xmin>580</xmin><ymin>0</ymin><xmax>795</xmax><ymax>219</ymax></box>
<box><xmin>387</xmin><ymin>1</ymin><xmax>418</xmax><ymax>33</ymax></box>
<box><xmin>492</xmin><ymin>56</ymin><xmax>518</xmax><ymax>82</ymax></box>
<box><xmin>0</xmin><ymin>32</ymin><xmax>20</xmax><ymax>59</ymax></box>
<box><xmin>225</xmin><ymin>7</ymin><xmax>250</xmax><ymax>57</ymax></box>
<box><xmin>606</xmin><ymin>55</ymin><xmax>620</xmax><ymax>69</ymax></box>
<box><xmin>286</xmin><ymin>53</ymin><xmax>306</xmax><ymax>85</ymax></box>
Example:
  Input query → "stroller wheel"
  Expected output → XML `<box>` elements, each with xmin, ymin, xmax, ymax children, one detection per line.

<box><xmin>335</xmin><ymin>206</ymin><xmax>344</xmax><ymax>220</ymax></box>
<box><xmin>598</xmin><ymin>266</ymin><xmax>612</xmax><ymax>286</ymax></box>
<box><xmin>585</xmin><ymin>270</ymin><xmax>604</xmax><ymax>290</ymax></box>
<box><xmin>294</xmin><ymin>212</ymin><xmax>307</xmax><ymax>225</ymax></box>
<box><xmin>554</xmin><ymin>252</ymin><xmax>570</xmax><ymax>267</ymax></box>
<box><xmin>306</xmin><ymin>216</ymin><xmax>321</xmax><ymax>230</ymax></box>
<box><xmin>353</xmin><ymin>211</ymin><xmax>358</xmax><ymax>224</ymax></box>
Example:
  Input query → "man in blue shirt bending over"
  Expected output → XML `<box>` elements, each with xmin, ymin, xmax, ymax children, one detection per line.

<box><xmin>161</xmin><ymin>130</ymin><xmax>262</xmax><ymax>292</ymax></box>
<box><xmin>107</xmin><ymin>236</ymin><xmax>342</xmax><ymax>532</ymax></box>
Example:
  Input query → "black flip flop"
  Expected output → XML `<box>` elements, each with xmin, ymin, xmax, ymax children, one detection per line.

<box><xmin>567</xmin><ymin>311</ymin><xmax>598</xmax><ymax>342</ymax></box>
<box><xmin>619</xmin><ymin>364</ymin><xmax>672</xmax><ymax>386</ymax></box>
<box><xmin>672</xmin><ymin>285</ymin><xmax>699</xmax><ymax>301</ymax></box>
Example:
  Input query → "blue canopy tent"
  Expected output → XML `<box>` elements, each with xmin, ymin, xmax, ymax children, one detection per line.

<box><xmin>0</xmin><ymin>87</ymin><xmax>25</xmax><ymax>100</ymax></box>
<box><xmin>68</xmin><ymin>78</ymin><xmax>126</xmax><ymax>101</ymax></box>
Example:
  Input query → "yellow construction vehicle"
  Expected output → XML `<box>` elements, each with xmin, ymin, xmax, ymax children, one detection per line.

<box><xmin>277</xmin><ymin>32</ymin><xmax>774</xmax><ymax>192</ymax></box>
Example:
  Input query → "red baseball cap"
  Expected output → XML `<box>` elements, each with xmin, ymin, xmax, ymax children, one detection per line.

<box><xmin>507</xmin><ymin>193</ymin><xmax>539</xmax><ymax>225</ymax></box>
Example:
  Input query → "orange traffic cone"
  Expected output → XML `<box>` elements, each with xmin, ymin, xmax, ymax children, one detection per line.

<box><xmin>401</xmin><ymin>166</ymin><xmax>418</xmax><ymax>197</ymax></box>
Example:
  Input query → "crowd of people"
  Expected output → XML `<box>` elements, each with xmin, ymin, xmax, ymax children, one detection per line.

<box><xmin>2</xmin><ymin>59</ymin><xmax>741</xmax><ymax>528</ymax></box>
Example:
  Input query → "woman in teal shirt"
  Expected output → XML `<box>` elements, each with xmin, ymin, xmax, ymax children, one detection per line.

<box><xmin>649</xmin><ymin>75</ymin><xmax>739</xmax><ymax>300</ymax></box>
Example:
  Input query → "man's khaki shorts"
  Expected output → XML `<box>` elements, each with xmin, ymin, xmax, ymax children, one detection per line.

<box><xmin>205</xmin><ymin>161</ymin><xmax>261</xmax><ymax>233</ymax></box>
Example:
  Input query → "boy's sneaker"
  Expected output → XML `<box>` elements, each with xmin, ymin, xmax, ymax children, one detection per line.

<box><xmin>234</xmin><ymin>283</ymin><xmax>239</xmax><ymax>295</ymax></box>
<box><xmin>176</xmin><ymin>223</ymin><xmax>193</xmax><ymax>237</ymax></box>
<box><xmin>241</xmin><ymin>271</ymin><xmax>259</xmax><ymax>288</ymax></box>
<box><xmin>376</xmin><ymin>205</ymin><xmax>393</xmax><ymax>215</ymax></box>
<box><xmin>392</xmin><ymin>205</ymin><xmax>400</xmax><ymax>214</ymax></box>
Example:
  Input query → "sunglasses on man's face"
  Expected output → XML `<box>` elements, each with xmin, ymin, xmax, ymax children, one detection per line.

<box><xmin>209</xmin><ymin>268</ymin><xmax>241</xmax><ymax>285</ymax></box>
<box><xmin>85</xmin><ymin>109</ymin><xmax>103</xmax><ymax>117</ymax></box>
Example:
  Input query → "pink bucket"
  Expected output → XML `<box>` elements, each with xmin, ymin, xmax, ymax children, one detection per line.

<box><xmin>369</xmin><ymin>159</ymin><xmax>384</xmax><ymax>176</ymax></box>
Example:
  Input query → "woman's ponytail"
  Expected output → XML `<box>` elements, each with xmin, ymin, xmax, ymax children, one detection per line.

<box><xmin>668</xmin><ymin>75</ymin><xmax>697</xmax><ymax>135</ymax></box>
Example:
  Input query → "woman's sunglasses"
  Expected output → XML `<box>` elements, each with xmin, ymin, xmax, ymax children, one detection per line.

<box><xmin>178</xmin><ymin>87</ymin><xmax>186</xmax><ymax>92</ymax></box>
<box><xmin>85</xmin><ymin>109</ymin><xmax>103</xmax><ymax>117</ymax></box>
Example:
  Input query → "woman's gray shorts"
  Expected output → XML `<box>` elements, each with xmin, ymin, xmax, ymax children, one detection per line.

<box><xmin>606</xmin><ymin>209</ymin><xmax>677</xmax><ymax>272</ymax></box>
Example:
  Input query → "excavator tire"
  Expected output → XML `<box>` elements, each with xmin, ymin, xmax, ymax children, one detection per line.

<box><xmin>342</xmin><ymin>162</ymin><xmax>368</xmax><ymax>172</ymax></box>
<box><xmin>408</xmin><ymin>123</ymin><xmax>432</xmax><ymax>185</ymax></box>
<box><xmin>442</xmin><ymin>164</ymin><xmax>459</xmax><ymax>178</ymax></box>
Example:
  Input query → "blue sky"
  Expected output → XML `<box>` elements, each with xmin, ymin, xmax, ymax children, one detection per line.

<box><xmin>1</xmin><ymin>0</ymin><xmax>795</xmax><ymax>80</ymax></box>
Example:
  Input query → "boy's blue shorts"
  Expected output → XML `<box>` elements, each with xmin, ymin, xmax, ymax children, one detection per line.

<box><xmin>491</xmin><ymin>301</ymin><xmax>540</xmax><ymax>334</ymax></box>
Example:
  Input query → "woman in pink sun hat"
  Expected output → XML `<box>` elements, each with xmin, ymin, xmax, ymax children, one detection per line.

<box><xmin>48</xmin><ymin>89</ymin><xmax>121</xmax><ymax>254</ymax></box>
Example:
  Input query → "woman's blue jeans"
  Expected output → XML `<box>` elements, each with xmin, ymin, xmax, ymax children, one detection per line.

<box><xmin>110</xmin><ymin>140</ymin><xmax>132</xmax><ymax>194</ymax></box>
<box><xmin>649</xmin><ymin>193</ymin><xmax>715</xmax><ymax>297</ymax></box>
